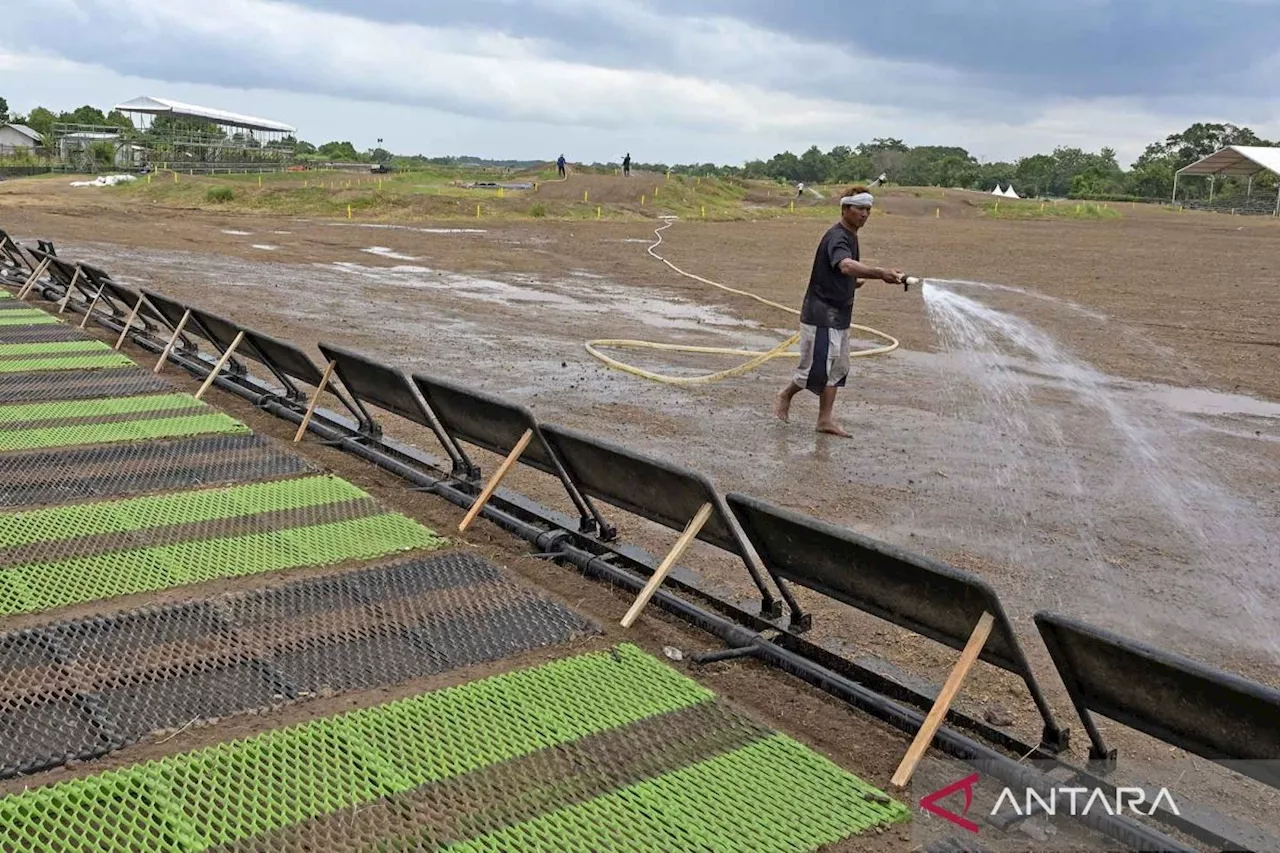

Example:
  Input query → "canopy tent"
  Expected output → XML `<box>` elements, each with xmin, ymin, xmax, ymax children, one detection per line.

<box><xmin>113</xmin><ymin>96</ymin><xmax>296</xmax><ymax>135</ymax></box>
<box><xmin>1174</xmin><ymin>145</ymin><xmax>1280</xmax><ymax>214</ymax></box>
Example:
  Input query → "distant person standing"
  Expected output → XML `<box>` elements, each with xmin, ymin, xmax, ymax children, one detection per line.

<box><xmin>796</xmin><ymin>181</ymin><xmax>805</xmax><ymax>197</ymax></box>
<box><xmin>774</xmin><ymin>186</ymin><xmax>907</xmax><ymax>437</ymax></box>
<box><xmin>556</xmin><ymin>155</ymin><xmax>567</xmax><ymax>178</ymax></box>
<box><xmin>623</xmin><ymin>153</ymin><xmax>631</xmax><ymax>177</ymax></box>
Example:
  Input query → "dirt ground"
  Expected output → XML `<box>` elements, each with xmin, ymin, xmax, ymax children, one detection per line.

<box><xmin>3</xmin><ymin>175</ymin><xmax>1279</xmax><ymax>848</ymax></box>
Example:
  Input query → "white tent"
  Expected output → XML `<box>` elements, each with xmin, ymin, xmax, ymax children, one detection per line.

<box><xmin>1003</xmin><ymin>185</ymin><xmax>1020</xmax><ymax>198</ymax></box>
<box><xmin>1174</xmin><ymin>145</ymin><xmax>1280</xmax><ymax>215</ymax></box>
<box><xmin>991</xmin><ymin>184</ymin><xmax>1004</xmax><ymax>195</ymax></box>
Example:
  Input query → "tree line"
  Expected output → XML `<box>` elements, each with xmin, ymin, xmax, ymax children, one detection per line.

<box><xmin>609</xmin><ymin>122</ymin><xmax>1278</xmax><ymax>202</ymax></box>
<box><xmin>3</xmin><ymin>96</ymin><xmax>1273</xmax><ymax>200</ymax></box>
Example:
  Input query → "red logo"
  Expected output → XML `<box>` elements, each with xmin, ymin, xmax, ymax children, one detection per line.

<box><xmin>921</xmin><ymin>772</ymin><xmax>982</xmax><ymax>834</ymax></box>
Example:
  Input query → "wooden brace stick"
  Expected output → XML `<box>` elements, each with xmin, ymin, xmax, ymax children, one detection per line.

<box><xmin>194</xmin><ymin>330</ymin><xmax>245</xmax><ymax>400</ymax></box>
<box><xmin>17</xmin><ymin>258</ymin><xmax>50</xmax><ymax>300</ymax></box>
<box><xmin>78</xmin><ymin>287</ymin><xmax>105</xmax><ymax>329</ymax></box>
<box><xmin>113</xmin><ymin>297</ymin><xmax>146</xmax><ymax>349</ymax></box>
<box><xmin>621</xmin><ymin>501</ymin><xmax>714</xmax><ymax>629</ymax></box>
<box><xmin>891</xmin><ymin>611</ymin><xmax>996</xmax><ymax>788</ymax></box>
<box><xmin>293</xmin><ymin>359</ymin><xmax>338</xmax><ymax>442</ymax></box>
<box><xmin>154</xmin><ymin>309</ymin><xmax>191</xmax><ymax>373</ymax></box>
<box><xmin>458</xmin><ymin>428</ymin><xmax>533</xmax><ymax>532</ymax></box>
<box><xmin>58</xmin><ymin>267</ymin><xmax>83</xmax><ymax>313</ymax></box>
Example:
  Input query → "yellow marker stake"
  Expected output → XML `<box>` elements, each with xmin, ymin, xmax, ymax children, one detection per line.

<box><xmin>584</xmin><ymin>190</ymin><xmax>589</xmax><ymax>202</ymax></box>
<box><xmin>477</xmin><ymin>204</ymin><xmax>481</xmax><ymax>218</ymax></box>
<box><xmin>701</xmin><ymin>205</ymin><xmax>706</xmax><ymax>218</ymax></box>
<box><xmin>641</xmin><ymin>195</ymin><xmax>645</xmax><ymax>205</ymax></box>
<box><xmin>347</xmin><ymin>204</ymin><xmax>352</xmax><ymax>219</ymax></box>
<box><xmin>790</xmin><ymin>200</ymin><xmax>795</xmax><ymax>213</ymax></box>
<box><xmin>597</xmin><ymin>205</ymin><xmax>602</xmax><ymax>220</ymax></box>
<box><xmin>258</xmin><ymin>175</ymin><xmax>262</xmax><ymax>187</ymax></box>
<box><xmin>935</xmin><ymin>207</ymin><xmax>939</xmax><ymax>218</ymax></box>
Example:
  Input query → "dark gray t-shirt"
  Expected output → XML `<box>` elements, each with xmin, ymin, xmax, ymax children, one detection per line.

<box><xmin>800</xmin><ymin>222</ymin><xmax>859</xmax><ymax>329</ymax></box>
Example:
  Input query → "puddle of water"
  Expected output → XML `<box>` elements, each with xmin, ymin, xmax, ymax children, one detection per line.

<box><xmin>329</xmin><ymin>223</ymin><xmax>487</xmax><ymax>235</ymax></box>
<box><xmin>272</xmin><ymin>231</ymin><xmax>292</xmax><ymax>235</ymax></box>
<box><xmin>362</xmin><ymin>247</ymin><xmax>421</xmax><ymax>261</ymax></box>
<box><xmin>251</xmin><ymin>245</ymin><xmax>278</xmax><ymax>251</ymax></box>
<box><xmin>221</xmin><ymin>229</ymin><xmax>252</xmax><ymax>236</ymax></box>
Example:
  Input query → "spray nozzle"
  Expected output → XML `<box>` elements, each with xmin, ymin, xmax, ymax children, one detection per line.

<box><xmin>902</xmin><ymin>275</ymin><xmax>922</xmax><ymax>292</ymax></box>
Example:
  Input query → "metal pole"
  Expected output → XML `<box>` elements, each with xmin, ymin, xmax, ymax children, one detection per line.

<box><xmin>1171</xmin><ymin>172</ymin><xmax>1178</xmax><ymax>205</ymax></box>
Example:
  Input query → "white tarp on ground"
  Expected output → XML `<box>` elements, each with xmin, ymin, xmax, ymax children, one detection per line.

<box><xmin>70</xmin><ymin>174</ymin><xmax>137</xmax><ymax>187</ymax></box>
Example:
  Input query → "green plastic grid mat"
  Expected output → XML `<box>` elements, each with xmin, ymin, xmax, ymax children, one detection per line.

<box><xmin>0</xmin><ymin>366</ymin><xmax>176</xmax><ymax>404</ymax></box>
<box><xmin>0</xmin><ymin>474</ymin><xmax>448</xmax><ymax>615</ymax></box>
<box><xmin>0</xmin><ymin>392</ymin><xmax>248</xmax><ymax>453</ymax></box>
<box><xmin>0</xmin><ymin>551</ymin><xmax>598</xmax><ymax>779</ymax></box>
<box><xmin>0</xmin><ymin>338</ymin><xmax>135</xmax><ymax>373</ymax></box>
<box><xmin>0</xmin><ymin>308</ymin><xmax>59</xmax><ymax>326</ymax></box>
<box><xmin>0</xmin><ymin>433</ymin><xmax>319</xmax><ymax>508</ymax></box>
<box><xmin>0</xmin><ymin>644</ymin><xmax>908</xmax><ymax>852</ymax></box>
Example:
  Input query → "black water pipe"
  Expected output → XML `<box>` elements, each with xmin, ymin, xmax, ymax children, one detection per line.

<box><xmin>102</xmin><ymin>318</ymin><xmax>1199</xmax><ymax>853</ymax></box>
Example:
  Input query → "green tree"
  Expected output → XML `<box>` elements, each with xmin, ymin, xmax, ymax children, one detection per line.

<box><xmin>0</xmin><ymin>96</ymin><xmax>8</xmax><ymax>123</ymax></box>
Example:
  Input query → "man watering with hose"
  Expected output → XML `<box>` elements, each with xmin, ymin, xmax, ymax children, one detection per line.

<box><xmin>774</xmin><ymin>185</ymin><xmax>909</xmax><ymax>437</ymax></box>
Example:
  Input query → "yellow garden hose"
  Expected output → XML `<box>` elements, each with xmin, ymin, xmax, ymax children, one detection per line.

<box><xmin>584</xmin><ymin>218</ymin><xmax>901</xmax><ymax>386</ymax></box>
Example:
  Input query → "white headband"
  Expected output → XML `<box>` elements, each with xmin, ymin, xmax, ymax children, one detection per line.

<box><xmin>841</xmin><ymin>192</ymin><xmax>874</xmax><ymax>207</ymax></box>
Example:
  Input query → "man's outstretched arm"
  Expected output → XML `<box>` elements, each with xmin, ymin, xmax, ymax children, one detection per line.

<box><xmin>837</xmin><ymin>257</ymin><xmax>903</xmax><ymax>284</ymax></box>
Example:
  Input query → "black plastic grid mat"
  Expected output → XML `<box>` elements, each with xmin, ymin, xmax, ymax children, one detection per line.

<box><xmin>0</xmin><ymin>433</ymin><xmax>319</xmax><ymax>508</ymax></box>
<box><xmin>0</xmin><ymin>551</ymin><xmax>599</xmax><ymax>778</ymax></box>
<box><xmin>0</xmin><ymin>367</ymin><xmax>176</xmax><ymax>404</ymax></box>
<box><xmin>0</xmin><ymin>325</ymin><xmax>90</xmax><ymax>345</ymax></box>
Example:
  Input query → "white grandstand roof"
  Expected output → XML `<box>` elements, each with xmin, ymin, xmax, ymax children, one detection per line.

<box><xmin>1176</xmin><ymin>145</ymin><xmax>1280</xmax><ymax>177</ymax></box>
<box><xmin>112</xmin><ymin>96</ymin><xmax>296</xmax><ymax>134</ymax></box>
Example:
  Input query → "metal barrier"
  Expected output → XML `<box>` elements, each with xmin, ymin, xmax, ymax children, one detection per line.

<box><xmin>1035</xmin><ymin>611</ymin><xmax>1280</xmax><ymax>787</ymax></box>
<box><xmin>82</xmin><ymin>276</ymin><xmax>172</xmax><ymax>350</ymax></box>
<box><xmin>540</xmin><ymin>423</ymin><xmax>791</xmax><ymax>620</ymax></box>
<box><xmin>315</xmin><ymin>343</ymin><xmax>475</xmax><ymax>478</ymax></box>
<box><xmin>412</xmin><ymin>373</ymin><xmax>616</xmax><ymax>538</ymax></box>
<box><xmin>137</xmin><ymin>288</ymin><xmax>220</xmax><ymax>368</ymax></box>
<box><xmin>238</xmin><ymin>329</ymin><xmax>364</xmax><ymax>431</ymax></box>
<box><xmin>725</xmin><ymin>491</ymin><xmax>1070</xmax><ymax>767</ymax></box>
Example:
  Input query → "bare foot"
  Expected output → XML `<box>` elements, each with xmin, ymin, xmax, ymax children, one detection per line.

<box><xmin>774</xmin><ymin>390</ymin><xmax>791</xmax><ymax>422</ymax></box>
<box><xmin>816</xmin><ymin>420</ymin><xmax>850</xmax><ymax>437</ymax></box>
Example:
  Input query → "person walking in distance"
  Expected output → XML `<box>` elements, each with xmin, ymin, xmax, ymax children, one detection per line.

<box><xmin>623</xmin><ymin>153</ymin><xmax>631</xmax><ymax>177</ymax></box>
<box><xmin>774</xmin><ymin>185</ymin><xmax>906</xmax><ymax>437</ymax></box>
<box><xmin>557</xmin><ymin>154</ymin><xmax>567</xmax><ymax>178</ymax></box>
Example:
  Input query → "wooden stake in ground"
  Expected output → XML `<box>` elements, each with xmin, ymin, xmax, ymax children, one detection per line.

<box><xmin>154</xmin><ymin>309</ymin><xmax>191</xmax><ymax>373</ymax></box>
<box><xmin>17</xmin><ymin>258</ymin><xmax>50</xmax><ymax>300</ymax></box>
<box><xmin>620</xmin><ymin>502</ymin><xmax>714</xmax><ymax>629</ymax></box>
<box><xmin>293</xmin><ymin>359</ymin><xmax>338</xmax><ymax>442</ymax></box>
<box><xmin>113</xmin><ymin>295</ymin><xmax>155</xmax><ymax>350</ymax></box>
<box><xmin>458</xmin><ymin>428</ymin><xmax>533</xmax><ymax>532</ymax></box>
<box><xmin>194</xmin><ymin>330</ymin><xmax>245</xmax><ymax>400</ymax></box>
<box><xmin>57</xmin><ymin>267</ymin><xmax>83</xmax><ymax>314</ymax></box>
<box><xmin>78</xmin><ymin>286</ymin><xmax>105</xmax><ymax>329</ymax></box>
<box><xmin>891</xmin><ymin>611</ymin><xmax>996</xmax><ymax>788</ymax></box>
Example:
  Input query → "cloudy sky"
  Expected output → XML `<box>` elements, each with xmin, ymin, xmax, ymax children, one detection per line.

<box><xmin>4</xmin><ymin>0</ymin><xmax>1278</xmax><ymax>167</ymax></box>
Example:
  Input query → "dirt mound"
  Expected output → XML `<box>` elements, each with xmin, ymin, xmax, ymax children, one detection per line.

<box><xmin>534</xmin><ymin>171</ymin><xmax>666</xmax><ymax>204</ymax></box>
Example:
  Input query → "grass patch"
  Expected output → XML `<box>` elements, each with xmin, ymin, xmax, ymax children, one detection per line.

<box><xmin>981</xmin><ymin>199</ymin><xmax>1122</xmax><ymax>220</ymax></box>
<box><xmin>205</xmin><ymin>186</ymin><xmax>235</xmax><ymax>203</ymax></box>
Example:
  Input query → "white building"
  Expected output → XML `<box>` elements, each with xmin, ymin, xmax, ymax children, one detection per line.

<box><xmin>0</xmin><ymin>124</ymin><xmax>43</xmax><ymax>156</ymax></box>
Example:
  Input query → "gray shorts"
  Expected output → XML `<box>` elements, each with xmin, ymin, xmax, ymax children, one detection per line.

<box><xmin>794</xmin><ymin>323</ymin><xmax>850</xmax><ymax>393</ymax></box>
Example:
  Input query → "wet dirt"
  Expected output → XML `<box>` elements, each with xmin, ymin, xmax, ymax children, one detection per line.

<box><xmin>4</xmin><ymin>181</ymin><xmax>1280</xmax><ymax>845</ymax></box>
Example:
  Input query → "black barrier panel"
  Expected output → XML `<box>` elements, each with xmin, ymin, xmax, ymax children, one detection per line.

<box><xmin>180</xmin><ymin>307</ymin><xmax>280</xmax><ymax>388</ymax></box>
<box><xmin>412</xmin><ymin>374</ymin><xmax>613</xmax><ymax>537</ymax></box>
<box><xmin>75</xmin><ymin>265</ymin><xmax>132</xmax><ymax>320</ymax></box>
<box><xmin>240</xmin><ymin>330</ymin><xmax>363</xmax><ymax>421</ymax></box>
<box><xmin>24</xmin><ymin>249</ymin><xmax>75</xmax><ymax>300</ymax></box>
<box><xmin>539</xmin><ymin>424</ymin><xmax>785</xmax><ymax>617</ymax></box>
<box><xmin>137</xmin><ymin>288</ymin><xmax>205</xmax><ymax>353</ymax></box>
<box><xmin>726</xmin><ymin>491</ymin><xmax>1068</xmax><ymax>750</ymax></box>
<box><xmin>1034</xmin><ymin>611</ymin><xmax>1280</xmax><ymax>786</ymax></box>
<box><xmin>82</xmin><ymin>277</ymin><xmax>169</xmax><ymax>340</ymax></box>
<box><xmin>315</xmin><ymin>343</ymin><xmax>472</xmax><ymax>475</ymax></box>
